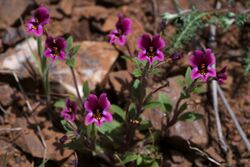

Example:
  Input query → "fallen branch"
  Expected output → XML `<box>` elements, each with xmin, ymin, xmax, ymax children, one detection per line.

<box><xmin>217</xmin><ymin>86</ymin><xmax>250</xmax><ymax>152</ymax></box>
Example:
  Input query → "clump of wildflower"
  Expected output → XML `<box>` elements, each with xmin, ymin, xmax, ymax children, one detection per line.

<box><xmin>189</xmin><ymin>48</ymin><xmax>216</xmax><ymax>81</ymax></box>
<box><xmin>44</xmin><ymin>36</ymin><xmax>67</xmax><ymax>62</ymax></box>
<box><xmin>108</xmin><ymin>14</ymin><xmax>132</xmax><ymax>46</ymax></box>
<box><xmin>84</xmin><ymin>93</ymin><xmax>113</xmax><ymax>127</ymax></box>
<box><xmin>26</xmin><ymin>6</ymin><xmax>50</xmax><ymax>37</ymax></box>
<box><xmin>216</xmin><ymin>66</ymin><xmax>227</xmax><ymax>84</ymax></box>
<box><xmin>137</xmin><ymin>34</ymin><xmax>166</xmax><ymax>64</ymax></box>
<box><xmin>60</xmin><ymin>98</ymin><xmax>77</xmax><ymax>122</ymax></box>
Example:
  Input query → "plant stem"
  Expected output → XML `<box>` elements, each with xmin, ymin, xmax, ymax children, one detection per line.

<box><xmin>125</xmin><ymin>42</ymin><xmax>133</xmax><ymax>57</ymax></box>
<box><xmin>70</xmin><ymin>67</ymin><xmax>84</xmax><ymax>109</ymax></box>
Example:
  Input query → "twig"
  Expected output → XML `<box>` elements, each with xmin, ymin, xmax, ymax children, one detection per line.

<box><xmin>125</xmin><ymin>42</ymin><xmax>133</xmax><ymax>57</ymax></box>
<box><xmin>70</xmin><ymin>67</ymin><xmax>83</xmax><ymax>108</ymax></box>
<box><xmin>11</xmin><ymin>71</ymin><xmax>48</xmax><ymax>165</ymax></box>
<box><xmin>0</xmin><ymin>127</ymin><xmax>22</xmax><ymax>132</ymax></box>
<box><xmin>0</xmin><ymin>104</ymin><xmax>9</xmax><ymax>114</ymax></box>
<box><xmin>217</xmin><ymin>86</ymin><xmax>250</xmax><ymax>152</ymax></box>
<box><xmin>187</xmin><ymin>140</ymin><xmax>225</xmax><ymax>166</ymax></box>
<box><xmin>210</xmin><ymin>0</ymin><xmax>228</xmax><ymax>152</ymax></box>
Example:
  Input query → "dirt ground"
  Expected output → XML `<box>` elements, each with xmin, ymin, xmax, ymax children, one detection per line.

<box><xmin>0</xmin><ymin>0</ymin><xmax>250</xmax><ymax>166</ymax></box>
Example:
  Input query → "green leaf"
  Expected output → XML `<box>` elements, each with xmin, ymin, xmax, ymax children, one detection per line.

<box><xmin>132</xmin><ymin>68</ymin><xmax>142</xmax><ymax>77</ymax></box>
<box><xmin>185</xmin><ymin>67</ymin><xmax>192</xmax><ymax>86</ymax></box>
<box><xmin>67</xmin><ymin>36</ymin><xmax>73</xmax><ymax>51</ymax></box>
<box><xmin>121</xmin><ymin>55</ymin><xmax>132</xmax><ymax>61</ymax></box>
<box><xmin>110</xmin><ymin>105</ymin><xmax>126</xmax><ymax>121</ymax></box>
<box><xmin>70</xmin><ymin>45</ymin><xmax>81</xmax><ymax>56</ymax></box>
<box><xmin>158</xmin><ymin>93</ymin><xmax>172</xmax><ymax>113</ymax></box>
<box><xmin>61</xmin><ymin>120</ymin><xmax>77</xmax><ymax>132</ymax></box>
<box><xmin>123</xmin><ymin>152</ymin><xmax>138</xmax><ymax>164</ymax></box>
<box><xmin>139</xmin><ymin>120</ymin><xmax>152</xmax><ymax>131</ymax></box>
<box><xmin>54</xmin><ymin>99</ymin><xmax>65</xmax><ymax>108</ymax></box>
<box><xmin>98</xmin><ymin>120</ymin><xmax>120</xmax><ymax>134</ymax></box>
<box><xmin>178</xmin><ymin>112</ymin><xmax>203</xmax><ymax>122</ymax></box>
<box><xmin>193</xmin><ymin>85</ymin><xmax>206</xmax><ymax>94</ymax></box>
<box><xmin>82</xmin><ymin>81</ymin><xmax>90</xmax><ymax>97</ymax></box>
<box><xmin>133</xmin><ymin>79</ymin><xmax>140</xmax><ymax>90</ymax></box>
<box><xmin>128</xmin><ymin>103</ymin><xmax>137</xmax><ymax>119</ymax></box>
<box><xmin>179</xmin><ymin>103</ymin><xmax>187</xmax><ymax>113</ymax></box>
<box><xmin>144</xmin><ymin>101</ymin><xmax>161</xmax><ymax>109</ymax></box>
<box><xmin>136</xmin><ymin>155</ymin><xmax>143</xmax><ymax>165</ymax></box>
<box><xmin>150</xmin><ymin>161</ymin><xmax>159</xmax><ymax>167</ymax></box>
<box><xmin>175</xmin><ymin>76</ymin><xmax>184</xmax><ymax>87</ymax></box>
<box><xmin>66</xmin><ymin>58</ymin><xmax>76</xmax><ymax>68</ymax></box>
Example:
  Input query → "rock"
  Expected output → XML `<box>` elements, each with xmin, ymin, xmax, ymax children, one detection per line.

<box><xmin>71</xmin><ymin>19</ymin><xmax>91</xmax><ymax>41</ymax></box>
<box><xmin>106</xmin><ymin>70</ymin><xmax>132</xmax><ymax>95</ymax></box>
<box><xmin>2</xmin><ymin>27</ymin><xmax>26</xmax><ymax>46</ymax></box>
<box><xmin>74</xmin><ymin>0</ymin><xmax>96</xmax><ymax>6</ymax></box>
<box><xmin>50</xmin><ymin>41</ymin><xmax>119</xmax><ymax>96</ymax></box>
<box><xmin>0</xmin><ymin>0</ymin><xmax>30</xmax><ymax>29</ymax></box>
<box><xmin>0</xmin><ymin>38</ymin><xmax>118</xmax><ymax>97</ymax></box>
<box><xmin>14</xmin><ymin>117</ymin><xmax>73</xmax><ymax>161</ymax></box>
<box><xmin>142</xmin><ymin>76</ymin><xmax>208</xmax><ymax>147</ymax></box>
<box><xmin>97</xmin><ymin>0</ymin><xmax>131</xmax><ymax>6</ymax></box>
<box><xmin>49</xmin><ymin>5</ymin><xmax>64</xmax><ymax>20</ymax></box>
<box><xmin>59</xmin><ymin>0</ymin><xmax>74</xmax><ymax>16</ymax></box>
<box><xmin>46</xmin><ymin>18</ymin><xmax>73</xmax><ymax>36</ymax></box>
<box><xmin>0</xmin><ymin>38</ymin><xmax>37</xmax><ymax>79</ymax></box>
<box><xmin>0</xmin><ymin>83</ymin><xmax>14</xmax><ymax>106</ymax></box>
<box><xmin>72</xmin><ymin>6</ymin><xmax>110</xmax><ymax>21</ymax></box>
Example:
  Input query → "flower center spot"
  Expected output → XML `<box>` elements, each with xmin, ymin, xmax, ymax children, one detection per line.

<box><xmin>52</xmin><ymin>47</ymin><xmax>59</xmax><ymax>56</ymax></box>
<box><xmin>93</xmin><ymin>109</ymin><xmax>102</xmax><ymax>121</ymax></box>
<box><xmin>147</xmin><ymin>46</ymin><xmax>155</xmax><ymax>58</ymax></box>
<box><xmin>199</xmin><ymin>63</ymin><xmax>207</xmax><ymax>75</ymax></box>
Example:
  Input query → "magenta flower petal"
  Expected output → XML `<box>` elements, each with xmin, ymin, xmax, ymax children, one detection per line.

<box><xmin>85</xmin><ymin>112</ymin><xmax>96</xmax><ymax>125</ymax></box>
<box><xmin>117</xmin><ymin>35</ymin><xmax>126</xmax><ymax>46</ymax></box>
<box><xmin>137</xmin><ymin>34</ymin><xmax>151</xmax><ymax>50</ymax></box>
<box><xmin>190</xmin><ymin>67</ymin><xmax>200</xmax><ymax>80</ymax></box>
<box><xmin>83</xmin><ymin>93</ymin><xmax>112</xmax><ymax>127</ymax></box>
<box><xmin>122</xmin><ymin>18</ymin><xmax>132</xmax><ymax>35</ymax></box>
<box><xmin>102</xmin><ymin>111</ymin><xmax>113</xmax><ymax>122</ymax></box>
<box><xmin>137</xmin><ymin>34</ymin><xmax>166</xmax><ymax>64</ymax></box>
<box><xmin>84</xmin><ymin>94</ymin><xmax>98</xmax><ymax>112</ymax></box>
<box><xmin>98</xmin><ymin>93</ymin><xmax>111</xmax><ymax>111</ymax></box>
<box><xmin>34</xmin><ymin>6</ymin><xmax>50</xmax><ymax>25</ymax></box>
<box><xmin>189</xmin><ymin>48</ymin><xmax>216</xmax><ymax>81</ymax></box>
<box><xmin>108</xmin><ymin>15</ymin><xmax>132</xmax><ymax>46</ymax></box>
<box><xmin>205</xmin><ymin>49</ymin><xmax>215</xmax><ymax>66</ymax></box>
<box><xmin>153</xmin><ymin>50</ymin><xmax>164</xmax><ymax>62</ymax></box>
<box><xmin>138</xmin><ymin>51</ymin><xmax>147</xmax><ymax>61</ymax></box>
<box><xmin>152</xmin><ymin>35</ymin><xmax>165</xmax><ymax>49</ymax></box>
<box><xmin>43</xmin><ymin>36</ymin><xmax>67</xmax><ymax>62</ymax></box>
<box><xmin>207</xmin><ymin>66</ymin><xmax>216</xmax><ymax>77</ymax></box>
<box><xmin>60</xmin><ymin>98</ymin><xmax>77</xmax><ymax>122</ymax></box>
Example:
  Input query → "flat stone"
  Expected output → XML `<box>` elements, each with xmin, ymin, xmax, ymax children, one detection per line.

<box><xmin>14</xmin><ymin>117</ymin><xmax>73</xmax><ymax>161</ymax></box>
<box><xmin>72</xmin><ymin>6</ymin><xmax>110</xmax><ymax>20</ymax></box>
<box><xmin>0</xmin><ymin>0</ymin><xmax>30</xmax><ymax>29</ymax></box>
<box><xmin>0</xmin><ymin>38</ymin><xmax>37</xmax><ymax>79</ymax></box>
<box><xmin>142</xmin><ymin>76</ymin><xmax>208</xmax><ymax>147</ymax></box>
<box><xmin>59</xmin><ymin>0</ymin><xmax>74</xmax><ymax>16</ymax></box>
<box><xmin>2</xmin><ymin>27</ymin><xmax>26</xmax><ymax>46</ymax></box>
<box><xmin>0</xmin><ymin>83</ymin><xmax>14</xmax><ymax>106</ymax></box>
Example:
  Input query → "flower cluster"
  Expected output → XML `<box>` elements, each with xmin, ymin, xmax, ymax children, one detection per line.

<box><xmin>26</xmin><ymin>6</ymin><xmax>50</xmax><ymax>37</ymax></box>
<box><xmin>189</xmin><ymin>49</ymin><xmax>216</xmax><ymax>81</ymax></box>
<box><xmin>108</xmin><ymin>14</ymin><xmax>132</xmax><ymax>46</ymax></box>
<box><xmin>137</xmin><ymin>34</ymin><xmax>166</xmax><ymax>64</ymax></box>
<box><xmin>44</xmin><ymin>36</ymin><xmax>67</xmax><ymax>62</ymax></box>
<box><xmin>84</xmin><ymin>93</ymin><xmax>113</xmax><ymax>127</ymax></box>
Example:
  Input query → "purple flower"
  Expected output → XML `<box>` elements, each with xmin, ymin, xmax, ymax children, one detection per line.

<box><xmin>216</xmin><ymin>66</ymin><xmax>227</xmax><ymax>84</ymax></box>
<box><xmin>44</xmin><ymin>36</ymin><xmax>67</xmax><ymax>62</ymax></box>
<box><xmin>60</xmin><ymin>98</ymin><xmax>77</xmax><ymax>122</ymax></box>
<box><xmin>189</xmin><ymin>49</ymin><xmax>216</xmax><ymax>81</ymax></box>
<box><xmin>137</xmin><ymin>34</ymin><xmax>166</xmax><ymax>64</ymax></box>
<box><xmin>26</xmin><ymin>6</ymin><xmax>50</xmax><ymax>37</ymax></box>
<box><xmin>84</xmin><ymin>93</ymin><xmax>113</xmax><ymax>127</ymax></box>
<box><xmin>108</xmin><ymin>14</ymin><xmax>132</xmax><ymax>46</ymax></box>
